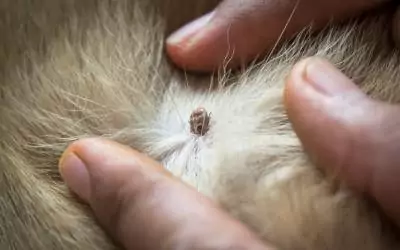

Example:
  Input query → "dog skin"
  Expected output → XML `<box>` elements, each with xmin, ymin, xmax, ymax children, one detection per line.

<box><xmin>1</xmin><ymin>0</ymin><xmax>400</xmax><ymax>249</ymax></box>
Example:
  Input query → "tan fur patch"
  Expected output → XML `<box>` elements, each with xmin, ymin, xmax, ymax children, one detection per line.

<box><xmin>0</xmin><ymin>0</ymin><xmax>400</xmax><ymax>249</ymax></box>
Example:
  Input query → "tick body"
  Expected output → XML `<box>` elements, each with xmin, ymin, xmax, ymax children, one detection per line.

<box><xmin>189</xmin><ymin>107</ymin><xmax>211</xmax><ymax>136</ymax></box>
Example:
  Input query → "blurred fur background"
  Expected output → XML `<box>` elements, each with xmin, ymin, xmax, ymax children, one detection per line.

<box><xmin>1</xmin><ymin>0</ymin><xmax>400</xmax><ymax>249</ymax></box>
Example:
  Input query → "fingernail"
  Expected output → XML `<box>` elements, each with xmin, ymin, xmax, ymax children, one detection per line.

<box><xmin>59</xmin><ymin>152</ymin><xmax>90</xmax><ymax>201</ymax></box>
<box><xmin>166</xmin><ymin>11</ymin><xmax>214</xmax><ymax>45</ymax></box>
<box><xmin>302</xmin><ymin>58</ymin><xmax>357</xmax><ymax>96</ymax></box>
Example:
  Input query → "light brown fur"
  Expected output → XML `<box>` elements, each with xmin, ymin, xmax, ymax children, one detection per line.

<box><xmin>1</xmin><ymin>0</ymin><xmax>400</xmax><ymax>249</ymax></box>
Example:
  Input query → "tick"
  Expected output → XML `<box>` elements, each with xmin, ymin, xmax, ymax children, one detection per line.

<box><xmin>189</xmin><ymin>107</ymin><xmax>211</xmax><ymax>136</ymax></box>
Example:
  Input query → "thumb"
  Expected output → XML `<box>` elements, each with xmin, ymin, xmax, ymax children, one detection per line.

<box><xmin>58</xmin><ymin>138</ymin><xmax>272</xmax><ymax>250</ymax></box>
<box><xmin>284</xmin><ymin>57</ymin><xmax>400</xmax><ymax>226</ymax></box>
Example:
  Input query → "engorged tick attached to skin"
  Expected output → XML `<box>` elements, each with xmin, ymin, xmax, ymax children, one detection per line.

<box><xmin>189</xmin><ymin>107</ymin><xmax>211</xmax><ymax>136</ymax></box>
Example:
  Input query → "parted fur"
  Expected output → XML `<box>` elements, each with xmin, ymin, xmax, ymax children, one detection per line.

<box><xmin>1</xmin><ymin>0</ymin><xmax>400</xmax><ymax>249</ymax></box>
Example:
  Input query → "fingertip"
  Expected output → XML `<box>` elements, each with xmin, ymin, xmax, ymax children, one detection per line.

<box><xmin>166</xmin><ymin>11</ymin><xmax>221</xmax><ymax>72</ymax></box>
<box><xmin>284</xmin><ymin>57</ymin><xmax>353</xmax><ymax>178</ymax></box>
<box><xmin>58</xmin><ymin>138</ymin><xmax>92</xmax><ymax>179</ymax></box>
<box><xmin>166</xmin><ymin>11</ymin><xmax>215</xmax><ymax>46</ymax></box>
<box><xmin>59</xmin><ymin>152</ymin><xmax>91</xmax><ymax>201</ymax></box>
<box><xmin>59</xmin><ymin>138</ymin><xmax>111</xmax><ymax>172</ymax></box>
<box><xmin>165</xmin><ymin>10</ymin><xmax>262</xmax><ymax>72</ymax></box>
<box><xmin>284</xmin><ymin>57</ymin><xmax>380</xmax><ymax>193</ymax></box>
<box><xmin>60</xmin><ymin>138</ymin><xmax>175</xmax><ymax>188</ymax></box>
<box><xmin>284</xmin><ymin>57</ymin><xmax>325</xmax><ymax>133</ymax></box>
<box><xmin>284</xmin><ymin>56</ymin><xmax>364</xmax><ymax>128</ymax></box>
<box><xmin>59</xmin><ymin>139</ymin><xmax>98</xmax><ymax>201</ymax></box>
<box><xmin>284</xmin><ymin>57</ymin><xmax>312</xmax><ymax>113</ymax></box>
<box><xmin>62</xmin><ymin>138</ymin><xmax>161</xmax><ymax>172</ymax></box>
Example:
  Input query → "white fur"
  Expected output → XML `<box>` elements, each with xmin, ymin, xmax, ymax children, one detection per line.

<box><xmin>1</xmin><ymin>0</ymin><xmax>400</xmax><ymax>249</ymax></box>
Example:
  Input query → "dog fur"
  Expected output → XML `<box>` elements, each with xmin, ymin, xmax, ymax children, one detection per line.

<box><xmin>1</xmin><ymin>0</ymin><xmax>400</xmax><ymax>249</ymax></box>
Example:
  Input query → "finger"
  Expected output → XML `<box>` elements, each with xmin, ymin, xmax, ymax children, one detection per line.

<box><xmin>58</xmin><ymin>138</ymin><xmax>273</xmax><ymax>250</ymax></box>
<box><xmin>166</xmin><ymin>0</ymin><xmax>385</xmax><ymax>72</ymax></box>
<box><xmin>284</xmin><ymin>57</ymin><xmax>400</xmax><ymax>226</ymax></box>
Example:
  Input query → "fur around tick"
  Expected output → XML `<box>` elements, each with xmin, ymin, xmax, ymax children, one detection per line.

<box><xmin>1</xmin><ymin>0</ymin><xmax>400</xmax><ymax>249</ymax></box>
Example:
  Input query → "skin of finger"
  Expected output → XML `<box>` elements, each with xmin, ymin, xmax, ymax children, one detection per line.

<box><xmin>362</xmin><ymin>103</ymin><xmax>400</xmax><ymax>226</ymax></box>
<box><xmin>167</xmin><ymin>0</ymin><xmax>388</xmax><ymax>72</ymax></box>
<box><xmin>283</xmin><ymin>58</ymin><xmax>373</xmax><ymax>191</ymax></box>
<box><xmin>284</xmin><ymin>58</ymin><xmax>400</xmax><ymax>226</ymax></box>
<box><xmin>65</xmin><ymin>138</ymin><xmax>272</xmax><ymax>250</ymax></box>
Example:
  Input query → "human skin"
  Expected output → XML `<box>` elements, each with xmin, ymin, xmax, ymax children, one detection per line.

<box><xmin>58</xmin><ymin>138</ymin><xmax>274</xmax><ymax>250</ymax></box>
<box><xmin>166</xmin><ymin>0</ymin><xmax>388</xmax><ymax>72</ymax></box>
<box><xmin>285</xmin><ymin>57</ymin><xmax>400</xmax><ymax>227</ymax></box>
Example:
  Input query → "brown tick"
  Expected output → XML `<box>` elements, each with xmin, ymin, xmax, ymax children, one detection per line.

<box><xmin>189</xmin><ymin>107</ymin><xmax>211</xmax><ymax>136</ymax></box>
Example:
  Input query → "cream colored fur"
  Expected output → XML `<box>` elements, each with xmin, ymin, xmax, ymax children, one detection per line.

<box><xmin>1</xmin><ymin>0</ymin><xmax>400</xmax><ymax>249</ymax></box>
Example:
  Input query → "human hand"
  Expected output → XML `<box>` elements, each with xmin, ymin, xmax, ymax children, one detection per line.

<box><xmin>166</xmin><ymin>0</ymin><xmax>387</xmax><ymax>72</ymax></box>
<box><xmin>284</xmin><ymin>56</ymin><xmax>400</xmax><ymax>226</ymax></box>
<box><xmin>58</xmin><ymin>138</ymin><xmax>275</xmax><ymax>250</ymax></box>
